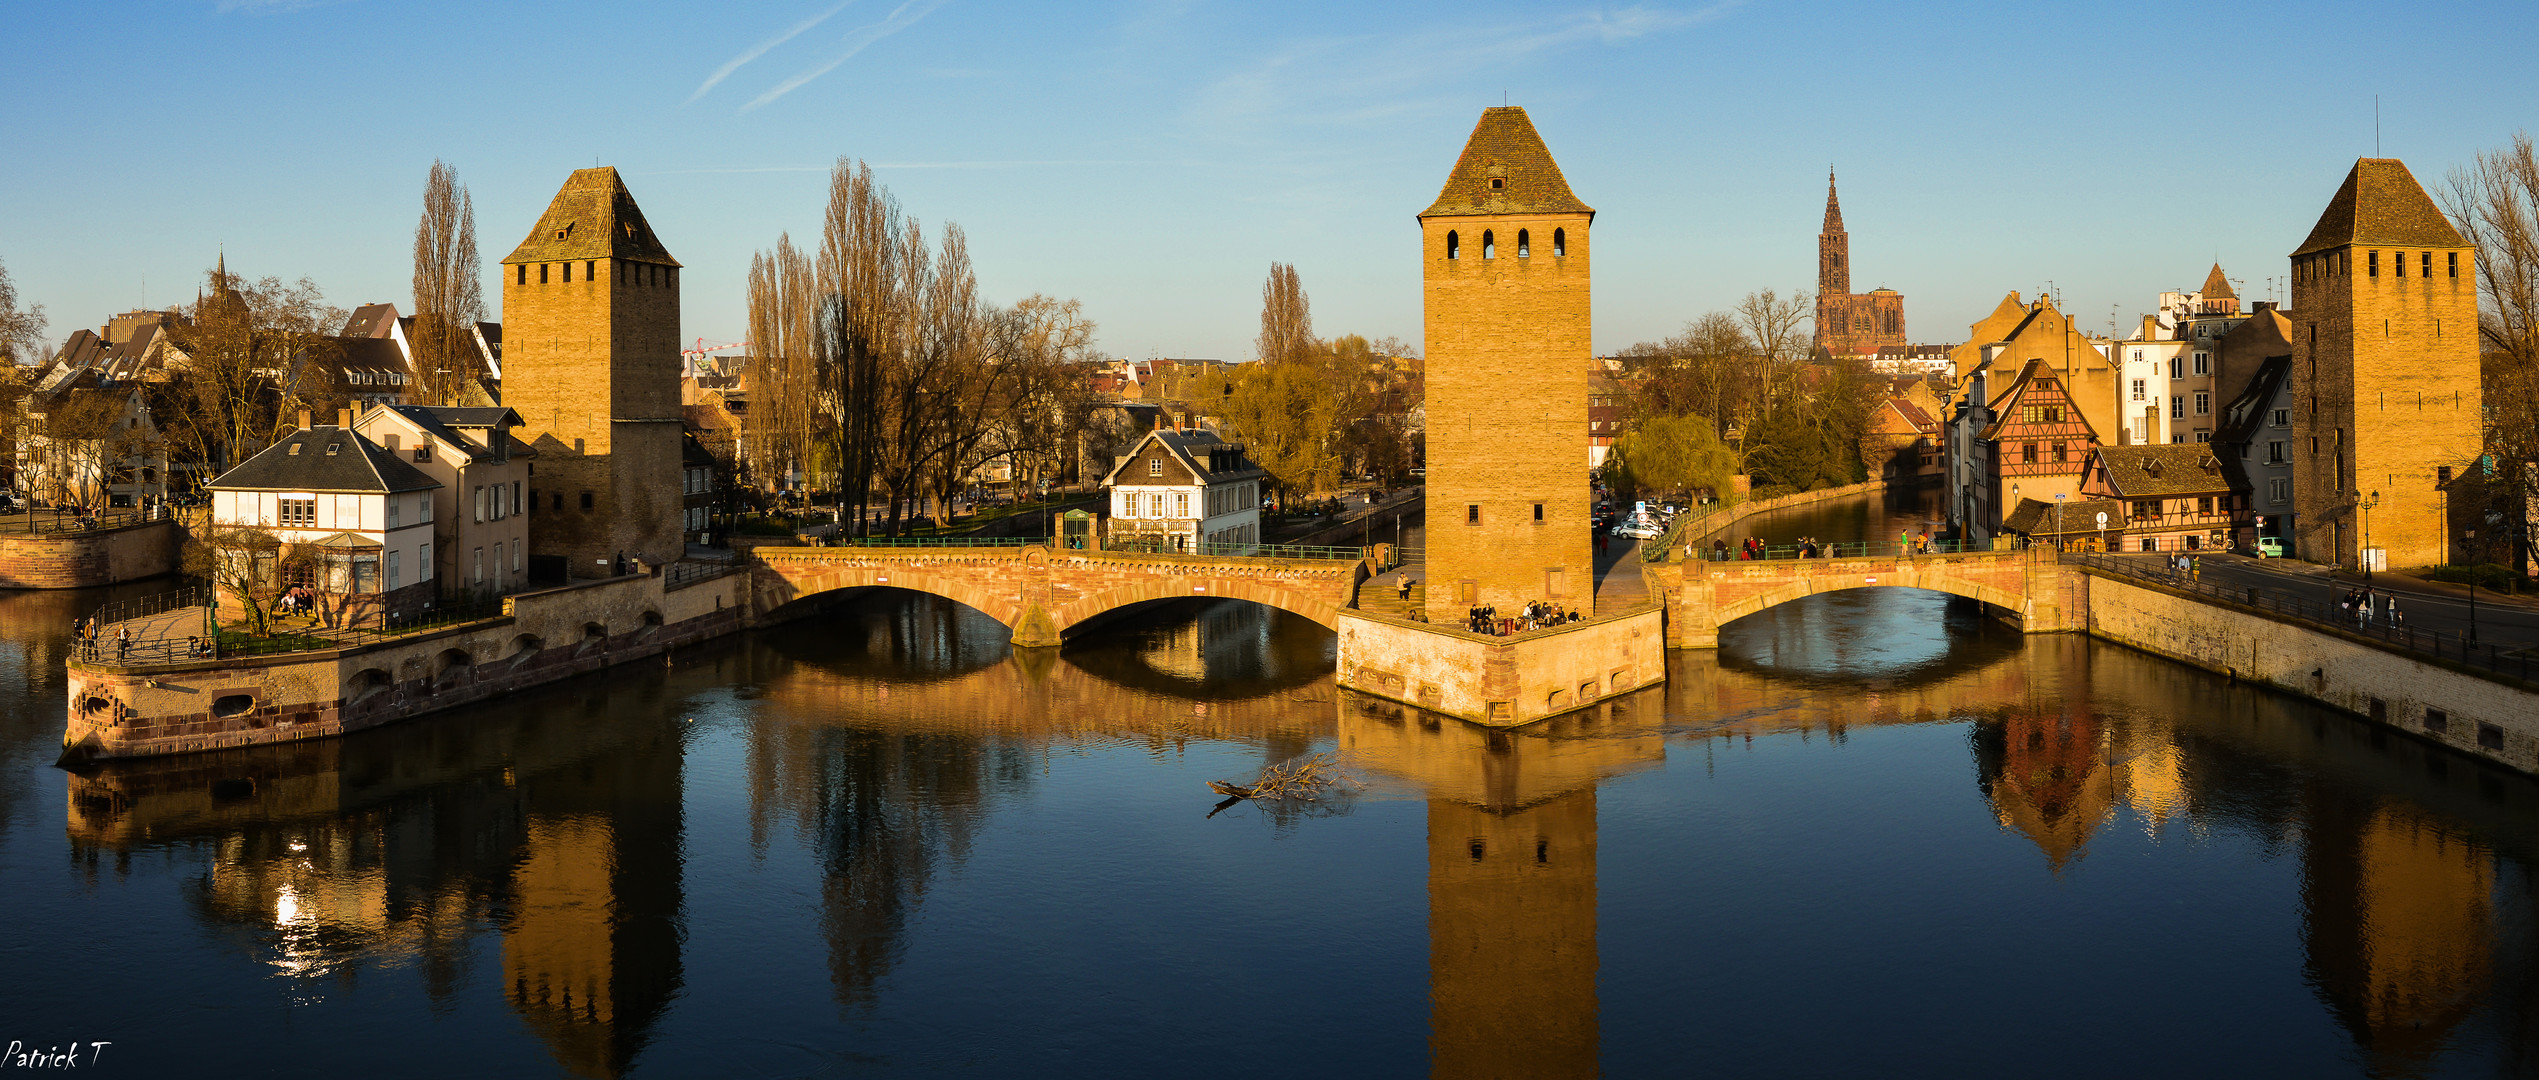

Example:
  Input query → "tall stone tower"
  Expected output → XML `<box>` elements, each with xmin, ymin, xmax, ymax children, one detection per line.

<box><xmin>2288</xmin><ymin>158</ymin><xmax>2480</xmax><ymax>569</ymax></box>
<box><xmin>1817</xmin><ymin>169</ymin><xmax>1850</xmax><ymax>314</ymax></box>
<box><xmin>1419</xmin><ymin>107</ymin><xmax>1596</xmax><ymax>622</ymax></box>
<box><xmin>500</xmin><ymin>167</ymin><xmax>686</xmax><ymax>578</ymax></box>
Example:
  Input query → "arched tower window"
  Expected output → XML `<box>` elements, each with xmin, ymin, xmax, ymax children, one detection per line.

<box><xmin>1553</xmin><ymin>228</ymin><xmax>1566</xmax><ymax>257</ymax></box>
<box><xmin>1446</xmin><ymin>231</ymin><xmax>1459</xmax><ymax>260</ymax></box>
<box><xmin>1482</xmin><ymin>230</ymin><xmax>1496</xmax><ymax>259</ymax></box>
<box><xmin>1517</xmin><ymin>229</ymin><xmax>1531</xmax><ymax>257</ymax></box>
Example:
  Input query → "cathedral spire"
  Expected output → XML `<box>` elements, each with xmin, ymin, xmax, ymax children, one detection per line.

<box><xmin>1822</xmin><ymin>168</ymin><xmax>1845</xmax><ymax>233</ymax></box>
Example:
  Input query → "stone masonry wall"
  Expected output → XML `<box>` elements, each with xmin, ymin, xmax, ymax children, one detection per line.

<box><xmin>504</xmin><ymin>252</ymin><xmax>685</xmax><ymax>577</ymax></box>
<box><xmin>1337</xmin><ymin>607</ymin><xmax>1662</xmax><ymax>726</ymax></box>
<box><xmin>2083</xmin><ymin>569</ymin><xmax>2539</xmax><ymax>774</ymax></box>
<box><xmin>1422</xmin><ymin>211</ymin><xmax>1596</xmax><ymax>622</ymax></box>
<box><xmin>0</xmin><ymin>520</ymin><xmax>181</xmax><ymax>589</ymax></box>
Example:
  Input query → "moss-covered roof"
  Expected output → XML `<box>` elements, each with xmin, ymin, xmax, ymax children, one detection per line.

<box><xmin>1419</xmin><ymin>107</ymin><xmax>1593</xmax><ymax>220</ymax></box>
<box><xmin>500</xmin><ymin>167</ymin><xmax>680</xmax><ymax>266</ymax></box>
<box><xmin>2292</xmin><ymin>158</ymin><xmax>2466</xmax><ymax>257</ymax></box>
<box><xmin>2199</xmin><ymin>263</ymin><xmax>2235</xmax><ymax>300</ymax></box>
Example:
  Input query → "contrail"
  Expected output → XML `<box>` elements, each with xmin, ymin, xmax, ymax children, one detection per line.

<box><xmin>742</xmin><ymin>0</ymin><xmax>946</xmax><ymax>112</ymax></box>
<box><xmin>691</xmin><ymin>0</ymin><xmax>858</xmax><ymax>103</ymax></box>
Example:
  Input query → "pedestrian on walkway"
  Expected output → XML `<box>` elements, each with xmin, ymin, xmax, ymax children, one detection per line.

<box><xmin>1398</xmin><ymin>576</ymin><xmax>1414</xmax><ymax>602</ymax></box>
<box><xmin>116</xmin><ymin>626</ymin><xmax>130</xmax><ymax>662</ymax></box>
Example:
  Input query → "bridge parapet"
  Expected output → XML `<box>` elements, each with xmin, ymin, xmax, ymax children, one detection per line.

<box><xmin>1647</xmin><ymin>546</ymin><xmax>2066</xmax><ymax>648</ymax></box>
<box><xmin>749</xmin><ymin>544</ymin><xmax>1370</xmax><ymax>646</ymax></box>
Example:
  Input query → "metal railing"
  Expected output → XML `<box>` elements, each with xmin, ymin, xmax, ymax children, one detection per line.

<box><xmin>80</xmin><ymin>593</ymin><xmax>512</xmax><ymax>668</ymax></box>
<box><xmin>2064</xmin><ymin>551</ymin><xmax>2537</xmax><ymax>684</ymax></box>
<box><xmin>1675</xmin><ymin>538</ymin><xmax>2009</xmax><ymax>562</ymax></box>
<box><xmin>3</xmin><ymin>508</ymin><xmax>157</xmax><ymax>534</ymax></box>
<box><xmin>826</xmin><ymin>535</ymin><xmax>1052</xmax><ymax>548</ymax></box>
<box><xmin>664</xmin><ymin>557</ymin><xmax>744</xmax><ymax>589</ymax></box>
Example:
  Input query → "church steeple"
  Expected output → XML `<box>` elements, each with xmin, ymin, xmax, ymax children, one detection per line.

<box><xmin>1822</xmin><ymin>168</ymin><xmax>1846</xmax><ymax>234</ymax></box>
<box><xmin>1818</xmin><ymin>168</ymin><xmax>1850</xmax><ymax>299</ymax></box>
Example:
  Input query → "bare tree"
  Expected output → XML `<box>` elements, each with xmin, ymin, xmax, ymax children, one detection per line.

<box><xmin>1734</xmin><ymin>288</ymin><xmax>1812</xmax><ymax>414</ymax></box>
<box><xmin>745</xmin><ymin>232</ymin><xmax>822</xmax><ymax>500</ymax></box>
<box><xmin>410</xmin><ymin>160</ymin><xmax>484</xmax><ymax>407</ymax></box>
<box><xmin>1256</xmin><ymin>262</ymin><xmax>1313</xmax><ymax>364</ymax></box>
<box><xmin>185</xmin><ymin>522</ymin><xmax>283</xmax><ymax>638</ymax></box>
<box><xmin>0</xmin><ymin>254</ymin><xmax>45</xmax><ymax>365</ymax></box>
<box><xmin>160</xmin><ymin>264</ymin><xmax>347</xmax><ymax>482</ymax></box>
<box><xmin>2444</xmin><ymin>132</ymin><xmax>2539</xmax><ymax>569</ymax></box>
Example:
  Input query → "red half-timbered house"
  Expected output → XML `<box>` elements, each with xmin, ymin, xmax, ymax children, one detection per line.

<box><xmin>1975</xmin><ymin>359</ymin><xmax>2102</xmax><ymax>535</ymax></box>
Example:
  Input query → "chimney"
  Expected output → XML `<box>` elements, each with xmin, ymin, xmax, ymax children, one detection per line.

<box><xmin>337</xmin><ymin>407</ymin><xmax>352</xmax><ymax>429</ymax></box>
<box><xmin>296</xmin><ymin>407</ymin><xmax>311</xmax><ymax>431</ymax></box>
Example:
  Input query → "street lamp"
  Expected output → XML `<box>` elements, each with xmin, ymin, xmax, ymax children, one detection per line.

<box><xmin>2359</xmin><ymin>490</ymin><xmax>2381</xmax><ymax>579</ymax></box>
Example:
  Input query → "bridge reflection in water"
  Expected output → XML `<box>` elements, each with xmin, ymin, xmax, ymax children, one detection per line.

<box><xmin>46</xmin><ymin>588</ymin><xmax>2539</xmax><ymax>1077</ymax></box>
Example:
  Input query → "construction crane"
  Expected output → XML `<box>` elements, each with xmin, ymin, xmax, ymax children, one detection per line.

<box><xmin>681</xmin><ymin>337</ymin><xmax>748</xmax><ymax>375</ymax></box>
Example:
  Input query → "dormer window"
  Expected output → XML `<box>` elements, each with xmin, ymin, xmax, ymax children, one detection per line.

<box><xmin>413</xmin><ymin>445</ymin><xmax>431</xmax><ymax>463</ymax></box>
<box><xmin>324</xmin><ymin>443</ymin><xmax>340</xmax><ymax>456</ymax></box>
<box><xmin>1489</xmin><ymin>176</ymin><xmax>1504</xmax><ymax>190</ymax></box>
<box><xmin>556</xmin><ymin>223</ymin><xmax>573</xmax><ymax>241</ymax></box>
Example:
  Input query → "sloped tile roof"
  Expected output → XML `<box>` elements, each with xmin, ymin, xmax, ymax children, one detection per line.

<box><xmin>2199</xmin><ymin>263</ymin><xmax>2235</xmax><ymax>300</ymax></box>
<box><xmin>210</xmin><ymin>426</ymin><xmax>440</xmax><ymax>494</ymax></box>
<box><xmin>1420</xmin><ymin>107</ymin><xmax>1594</xmax><ymax>220</ymax></box>
<box><xmin>2004</xmin><ymin>496</ymin><xmax>2127</xmax><ymax>537</ymax></box>
<box><xmin>2089</xmin><ymin>444</ymin><xmax>2232</xmax><ymax>498</ymax></box>
<box><xmin>2293</xmin><ymin>158</ymin><xmax>2467</xmax><ymax>256</ymax></box>
<box><xmin>501</xmin><ymin>167</ymin><xmax>680</xmax><ymax>266</ymax></box>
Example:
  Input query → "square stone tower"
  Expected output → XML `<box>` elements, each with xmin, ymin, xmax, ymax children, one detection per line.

<box><xmin>1419</xmin><ymin>107</ymin><xmax>1596</xmax><ymax>622</ymax></box>
<box><xmin>2288</xmin><ymin>158</ymin><xmax>2481</xmax><ymax>569</ymax></box>
<box><xmin>500</xmin><ymin>167</ymin><xmax>686</xmax><ymax>577</ymax></box>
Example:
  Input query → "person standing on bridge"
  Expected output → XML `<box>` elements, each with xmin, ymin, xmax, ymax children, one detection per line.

<box><xmin>1398</xmin><ymin>576</ymin><xmax>1415</xmax><ymax>603</ymax></box>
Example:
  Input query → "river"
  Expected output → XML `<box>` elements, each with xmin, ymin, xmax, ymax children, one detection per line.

<box><xmin>4</xmin><ymin>491</ymin><xmax>2535</xmax><ymax>1078</ymax></box>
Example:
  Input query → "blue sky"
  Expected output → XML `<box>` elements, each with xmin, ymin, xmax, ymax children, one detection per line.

<box><xmin>5</xmin><ymin>1</ymin><xmax>2534</xmax><ymax>361</ymax></box>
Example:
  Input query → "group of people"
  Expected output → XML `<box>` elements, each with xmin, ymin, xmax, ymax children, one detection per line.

<box><xmin>70</xmin><ymin>617</ymin><xmax>132</xmax><ymax>662</ymax></box>
<box><xmin>1465</xmin><ymin>600</ymin><xmax>1581</xmax><ymax>637</ymax></box>
<box><xmin>2166</xmin><ymin>552</ymin><xmax>2203</xmax><ymax>579</ymax></box>
<box><xmin>275</xmin><ymin>586</ymin><xmax>317</xmax><ymax>618</ymax></box>
<box><xmin>2342</xmin><ymin>588</ymin><xmax>2403</xmax><ymax>629</ymax></box>
<box><xmin>1895</xmin><ymin>529</ymin><xmax>1936</xmax><ymax>554</ymax></box>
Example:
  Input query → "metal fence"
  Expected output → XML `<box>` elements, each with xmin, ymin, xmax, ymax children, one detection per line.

<box><xmin>2063</xmin><ymin>551</ymin><xmax>2537</xmax><ymax>684</ymax></box>
<box><xmin>664</xmin><ymin>557</ymin><xmax>743</xmax><ymax>590</ymax></box>
<box><xmin>3</xmin><ymin>508</ymin><xmax>156</xmax><ymax>534</ymax></box>
<box><xmin>78</xmin><ymin>590</ymin><xmax>512</xmax><ymax>668</ymax></box>
<box><xmin>1673</xmin><ymin>538</ymin><xmax>2007</xmax><ymax>563</ymax></box>
<box><xmin>828</xmin><ymin>535</ymin><xmax>1052</xmax><ymax>548</ymax></box>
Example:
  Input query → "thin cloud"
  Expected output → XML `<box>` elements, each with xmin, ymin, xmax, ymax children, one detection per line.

<box><xmin>691</xmin><ymin>0</ymin><xmax>858</xmax><ymax>104</ymax></box>
<box><xmin>741</xmin><ymin>0</ymin><xmax>948</xmax><ymax>113</ymax></box>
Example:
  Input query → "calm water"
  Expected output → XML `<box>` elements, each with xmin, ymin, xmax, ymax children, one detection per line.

<box><xmin>7</xmin><ymin>528</ymin><xmax>2539</xmax><ymax>1077</ymax></box>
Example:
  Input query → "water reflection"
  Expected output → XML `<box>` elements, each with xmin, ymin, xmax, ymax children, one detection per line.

<box><xmin>23</xmin><ymin>585</ymin><xmax>2539</xmax><ymax>1076</ymax></box>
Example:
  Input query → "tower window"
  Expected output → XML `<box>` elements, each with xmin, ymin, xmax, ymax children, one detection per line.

<box><xmin>1482</xmin><ymin>230</ymin><xmax>1495</xmax><ymax>259</ymax></box>
<box><xmin>586</xmin><ymin>260</ymin><xmax>595</xmax><ymax>281</ymax></box>
<box><xmin>517</xmin><ymin>264</ymin><xmax>527</xmax><ymax>286</ymax></box>
<box><xmin>580</xmin><ymin>491</ymin><xmax>595</xmax><ymax>511</ymax></box>
<box><xmin>563</xmin><ymin>261</ymin><xmax>571</xmax><ymax>283</ymax></box>
<box><xmin>1446</xmin><ymin>231</ymin><xmax>1458</xmax><ymax>260</ymax></box>
<box><xmin>1553</xmin><ymin>228</ymin><xmax>1566</xmax><ymax>257</ymax></box>
<box><xmin>1517</xmin><ymin>229</ymin><xmax>1530</xmax><ymax>258</ymax></box>
<box><xmin>1532</xmin><ymin>502</ymin><xmax>1544</xmax><ymax>522</ymax></box>
<box><xmin>539</xmin><ymin>263</ymin><xmax>549</xmax><ymax>284</ymax></box>
<box><xmin>2422</xmin><ymin>252</ymin><xmax>2432</xmax><ymax>277</ymax></box>
<box><xmin>1466</xmin><ymin>504</ymin><xmax>1481</xmax><ymax>525</ymax></box>
<box><xmin>2449</xmin><ymin>252</ymin><xmax>2459</xmax><ymax>278</ymax></box>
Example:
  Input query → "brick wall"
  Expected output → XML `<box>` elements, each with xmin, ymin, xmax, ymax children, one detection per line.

<box><xmin>0</xmin><ymin>520</ymin><xmax>181</xmax><ymax>589</ymax></box>
<box><xmin>1421</xmin><ymin>211</ymin><xmax>1596</xmax><ymax>622</ymax></box>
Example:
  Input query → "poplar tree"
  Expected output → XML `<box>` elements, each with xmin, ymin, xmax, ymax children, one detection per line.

<box><xmin>410</xmin><ymin>160</ymin><xmax>484</xmax><ymax>406</ymax></box>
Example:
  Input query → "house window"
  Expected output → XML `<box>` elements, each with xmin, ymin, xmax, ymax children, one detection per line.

<box><xmin>413</xmin><ymin>445</ymin><xmax>430</xmax><ymax>463</ymax></box>
<box><xmin>2171</xmin><ymin>396</ymin><xmax>2185</xmax><ymax>420</ymax></box>
<box><xmin>2051</xmin><ymin>441</ymin><xmax>2067</xmax><ymax>462</ymax></box>
<box><xmin>2131</xmin><ymin>379</ymin><xmax>2146</xmax><ymax>402</ymax></box>
<box><xmin>2197</xmin><ymin>496</ymin><xmax>2213</xmax><ymax>514</ymax></box>
<box><xmin>2270</xmin><ymin>408</ymin><xmax>2289</xmax><ymax>427</ymax></box>
<box><xmin>2424</xmin><ymin>708</ymin><xmax>2449</xmax><ymax>734</ymax></box>
<box><xmin>473</xmin><ymin>547</ymin><xmax>483</xmax><ymax>583</ymax></box>
<box><xmin>2194</xmin><ymin>392</ymin><xmax>2210</xmax><ymax>415</ymax></box>
<box><xmin>2195</xmin><ymin>431</ymin><xmax>2212</xmax><ymax>443</ymax></box>
<box><xmin>513</xmin><ymin>544</ymin><xmax>522</xmax><ymax>573</ymax></box>
<box><xmin>388</xmin><ymin>550</ymin><xmax>401</xmax><ymax>589</ymax></box>
<box><xmin>2169</xmin><ymin>357</ymin><xmax>2183</xmax><ymax>379</ymax></box>
<box><xmin>2193</xmin><ymin>352</ymin><xmax>2209</xmax><ymax>375</ymax></box>
<box><xmin>419</xmin><ymin>541</ymin><xmax>431</xmax><ymax>577</ymax></box>
<box><xmin>2269</xmin><ymin>477</ymin><xmax>2291</xmax><ymax>502</ymax></box>
<box><xmin>474</xmin><ymin>486</ymin><xmax>488</xmax><ymax>523</ymax></box>
<box><xmin>1148</xmin><ymin>457</ymin><xmax>1163</xmax><ymax>476</ymax></box>
<box><xmin>279</xmin><ymin>497</ymin><xmax>316</xmax><ymax>527</ymax></box>
<box><xmin>1148</xmin><ymin>493</ymin><xmax>1164</xmax><ymax>517</ymax></box>
<box><xmin>2020</xmin><ymin>443</ymin><xmax>2036</xmax><ymax>464</ymax></box>
<box><xmin>2266</xmin><ymin>441</ymin><xmax>2287</xmax><ymax>464</ymax></box>
<box><xmin>1176</xmin><ymin>492</ymin><xmax>1189</xmax><ymax>517</ymax></box>
<box><xmin>388</xmin><ymin>498</ymin><xmax>400</xmax><ymax>527</ymax></box>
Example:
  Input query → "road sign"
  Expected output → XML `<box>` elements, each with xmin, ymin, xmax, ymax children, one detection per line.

<box><xmin>2095</xmin><ymin>511</ymin><xmax>2108</xmax><ymax>528</ymax></box>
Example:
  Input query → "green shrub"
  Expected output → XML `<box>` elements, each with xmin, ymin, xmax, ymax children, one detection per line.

<box><xmin>2426</xmin><ymin>563</ymin><xmax>2528</xmax><ymax>593</ymax></box>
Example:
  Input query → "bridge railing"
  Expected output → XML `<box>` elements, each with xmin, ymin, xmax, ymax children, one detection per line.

<box><xmin>828</xmin><ymin>535</ymin><xmax>1052</xmax><ymax>548</ymax></box>
<box><xmin>2063</xmin><ymin>551</ymin><xmax>2536</xmax><ymax>684</ymax></box>
<box><xmin>1676</xmin><ymin>538</ymin><xmax>2009</xmax><ymax>563</ymax></box>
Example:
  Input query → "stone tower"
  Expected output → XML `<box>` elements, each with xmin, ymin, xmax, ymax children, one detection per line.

<box><xmin>1817</xmin><ymin>169</ymin><xmax>1850</xmax><ymax>311</ymax></box>
<box><xmin>2288</xmin><ymin>158</ymin><xmax>2480</xmax><ymax>569</ymax></box>
<box><xmin>501</xmin><ymin>167</ymin><xmax>686</xmax><ymax>578</ymax></box>
<box><xmin>1418</xmin><ymin>107</ymin><xmax>1596</xmax><ymax>622</ymax></box>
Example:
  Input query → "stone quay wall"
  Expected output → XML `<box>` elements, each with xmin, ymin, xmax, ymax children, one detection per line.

<box><xmin>2079</xmin><ymin>568</ymin><xmax>2539</xmax><ymax>774</ymax></box>
<box><xmin>1337</xmin><ymin>606</ymin><xmax>1663</xmax><ymax>726</ymax></box>
<box><xmin>0</xmin><ymin>520</ymin><xmax>181</xmax><ymax>589</ymax></box>
<box><xmin>61</xmin><ymin>567</ymin><xmax>748</xmax><ymax>762</ymax></box>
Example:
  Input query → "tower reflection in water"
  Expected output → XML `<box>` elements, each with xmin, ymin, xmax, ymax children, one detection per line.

<box><xmin>50</xmin><ymin>588</ymin><xmax>2539</xmax><ymax>1077</ymax></box>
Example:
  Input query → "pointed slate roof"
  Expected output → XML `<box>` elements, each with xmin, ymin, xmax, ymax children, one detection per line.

<box><xmin>2292</xmin><ymin>158</ymin><xmax>2466</xmax><ymax>257</ymax></box>
<box><xmin>501</xmin><ymin>167</ymin><xmax>680</xmax><ymax>266</ymax></box>
<box><xmin>210</xmin><ymin>426</ymin><xmax>440</xmax><ymax>494</ymax></box>
<box><xmin>1822</xmin><ymin>169</ymin><xmax>1845</xmax><ymax>233</ymax></box>
<box><xmin>1419</xmin><ymin>107</ymin><xmax>1593</xmax><ymax>220</ymax></box>
<box><xmin>2199</xmin><ymin>264</ymin><xmax>2235</xmax><ymax>300</ymax></box>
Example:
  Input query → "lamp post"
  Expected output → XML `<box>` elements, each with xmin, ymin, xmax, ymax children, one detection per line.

<box><xmin>2359</xmin><ymin>490</ymin><xmax>2380</xmax><ymax>579</ymax></box>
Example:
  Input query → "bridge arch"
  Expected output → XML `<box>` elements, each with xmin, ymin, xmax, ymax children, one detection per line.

<box><xmin>754</xmin><ymin>563</ymin><xmax>1026</xmax><ymax>630</ymax></box>
<box><xmin>1052</xmin><ymin>577</ymin><xmax>1340</xmax><ymax>639</ymax></box>
<box><xmin>1711</xmin><ymin>576</ymin><xmax>2027</xmax><ymax>628</ymax></box>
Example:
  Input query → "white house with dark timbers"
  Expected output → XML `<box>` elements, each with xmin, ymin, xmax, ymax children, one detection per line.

<box><xmin>1101</xmin><ymin>429</ymin><xmax>1264</xmax><ymax>554</ymax></box>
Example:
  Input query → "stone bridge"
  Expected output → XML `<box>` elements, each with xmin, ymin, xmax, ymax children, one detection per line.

<box><xmin>749</xmin><ymin>545</ymin><xmax>1370</xmax><ymax>647</ymax></box>
<box><xmin>1646</xmin><ymin>546</ymin><xmax>2082</xmax><ymax>648</ymax></box>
